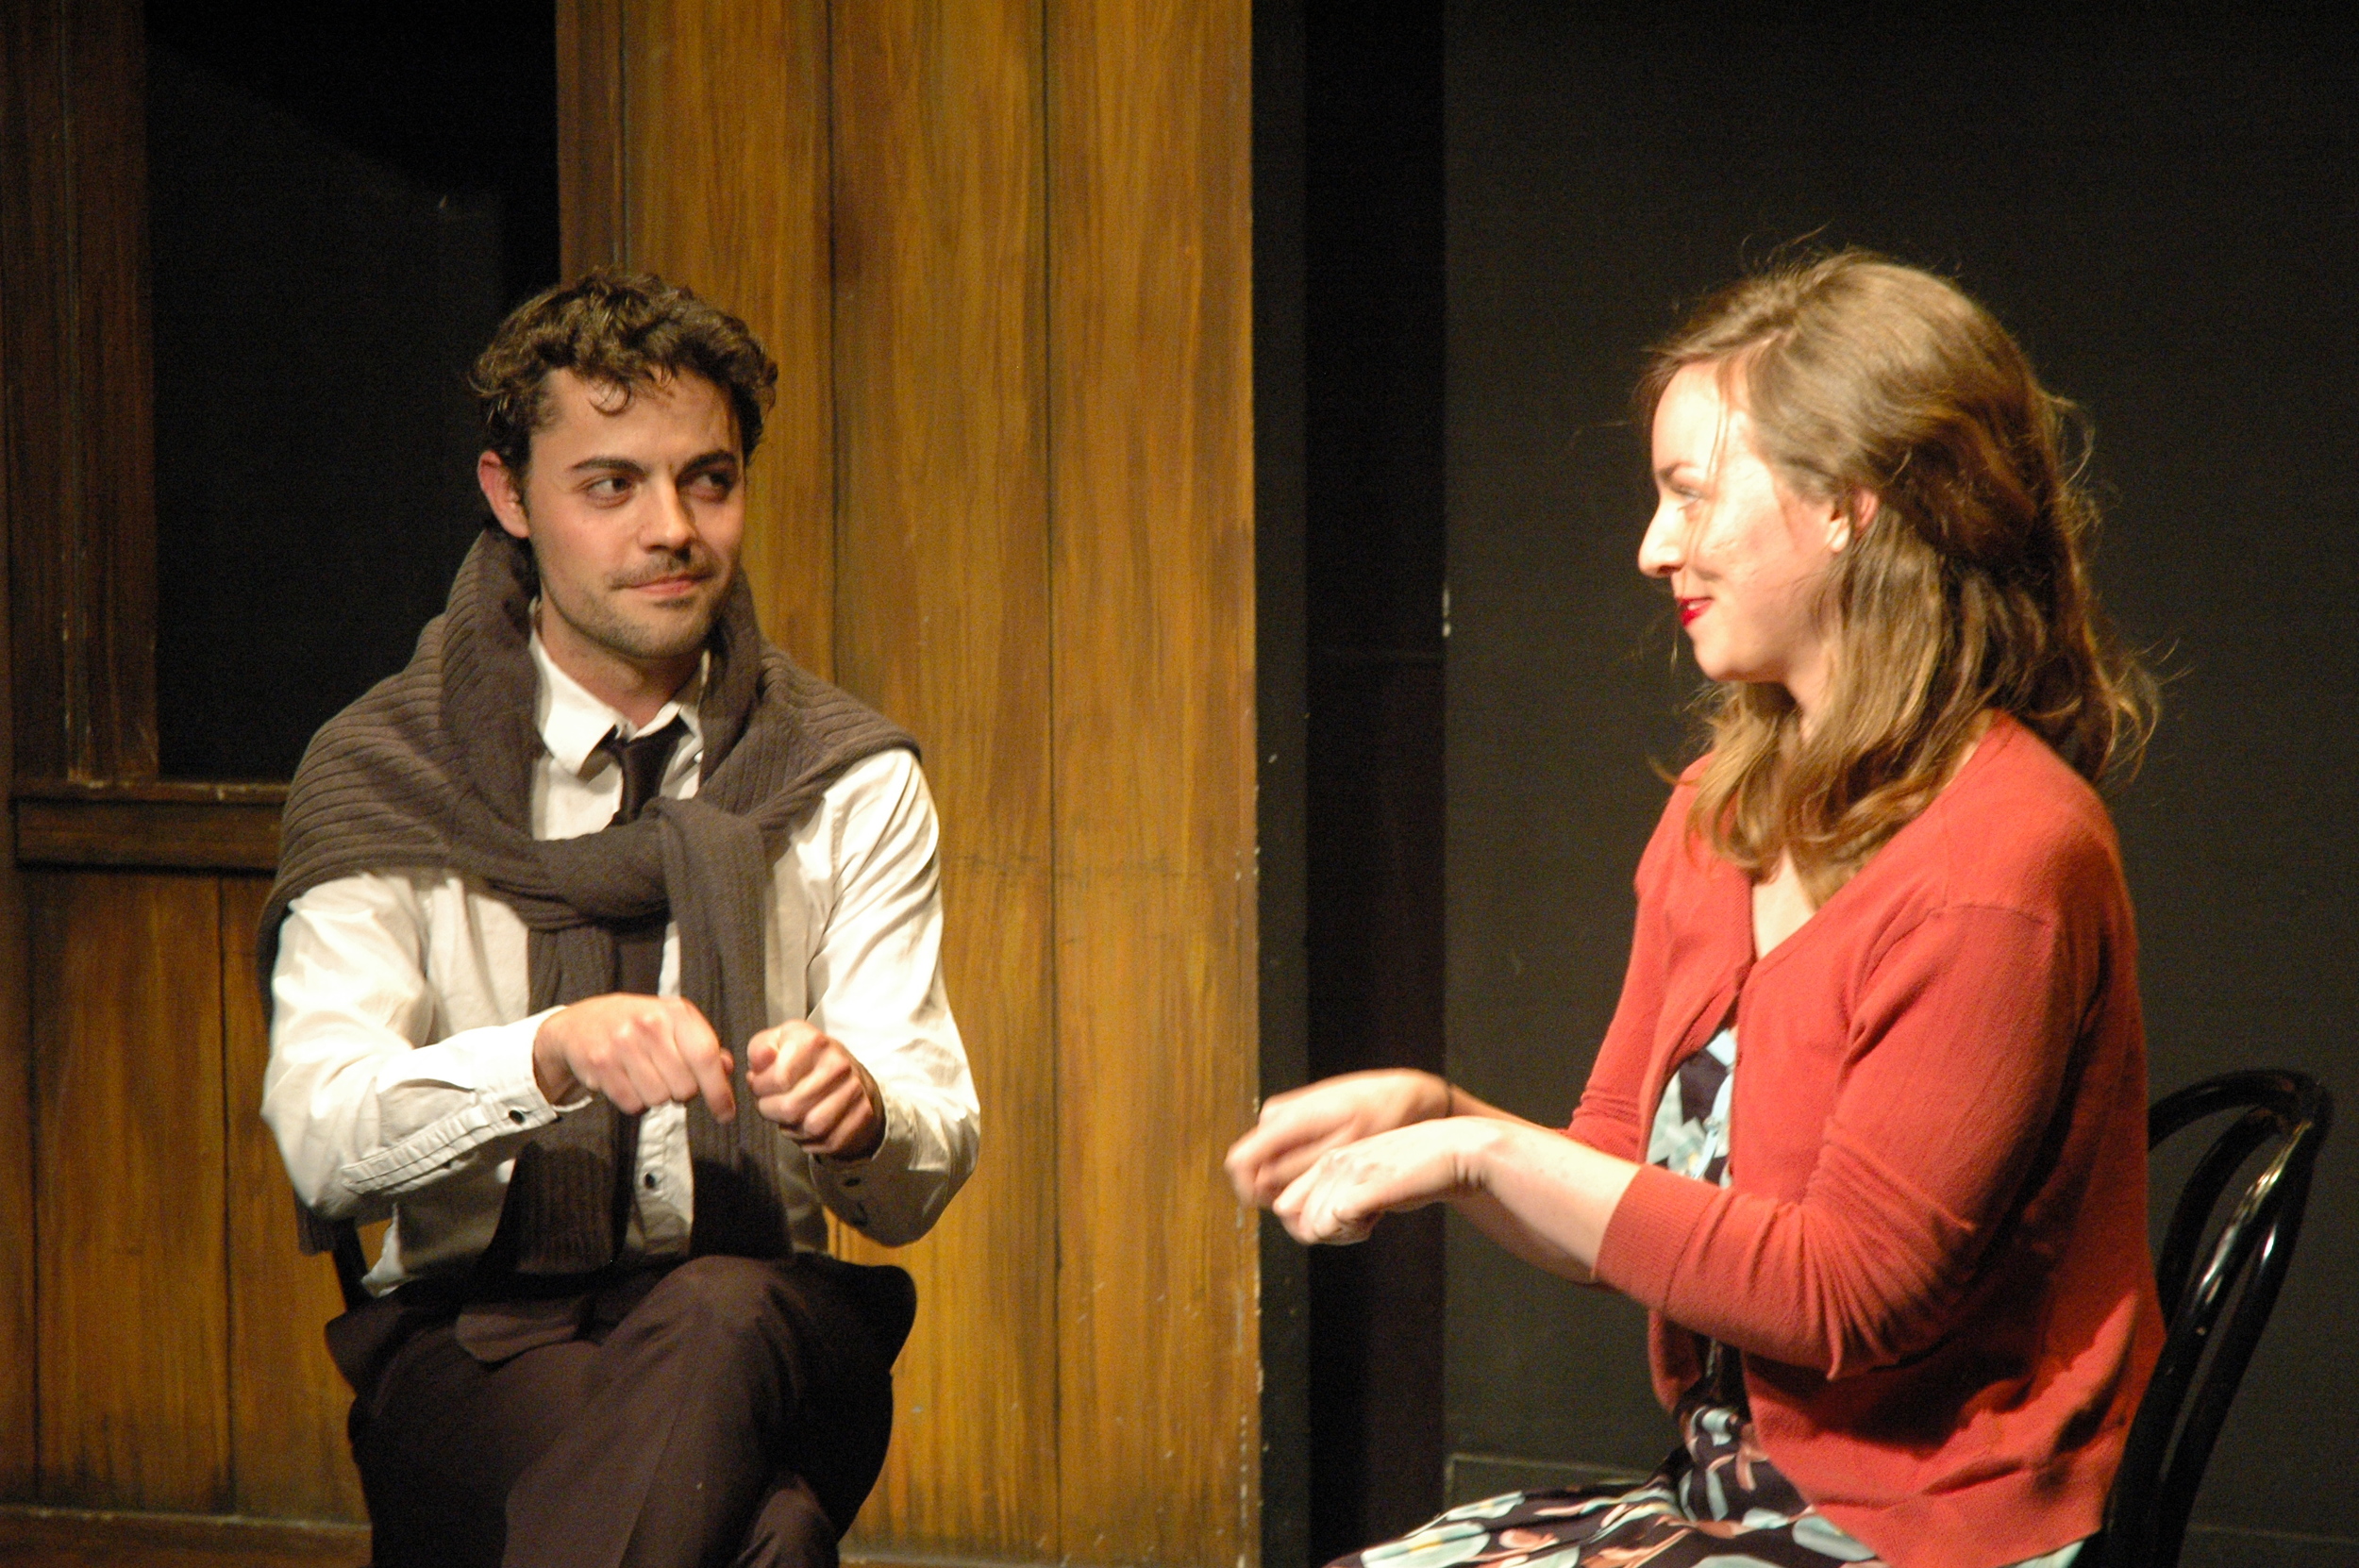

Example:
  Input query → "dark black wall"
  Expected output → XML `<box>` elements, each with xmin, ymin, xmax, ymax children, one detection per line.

<box><xmin>1255</xmin><ymin>4</ymin><xmax>1311</xmax><ymax>1563</ymax></box>
<box><xmin>1257</xmin><ymin>4</ymin><xmax>1453</xmax><ymax>1560</ymax></box>
<box><xmin>147</xmin><ymin>5</ymin><xmax>557</xmax><ymax>780</ymax></box>
<box><xmin>1300</xmin><ymin>2</ymin><xmax>1450</xmax><ymax>1559</ymax></box>
<box><xmin>1442</xmin><ymin>6</ymin><xmax>2358</xmax><ymax>1562</ymax></box>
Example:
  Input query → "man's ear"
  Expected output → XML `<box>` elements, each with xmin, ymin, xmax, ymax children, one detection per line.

<box><xmin>478</xmin><ymin>452</ymin><xmax>530</xmax><ymax>540</ymax></box>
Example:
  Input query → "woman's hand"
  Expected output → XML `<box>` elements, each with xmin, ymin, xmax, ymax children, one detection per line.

<box><xmin>1270</xmin><ymin>1117</ymin><xmax>1504</xmax><ymax>1244</ymax></box>
<box><xmin>1266</xmin><ymin>1109</ymin><xmax>1644</xmax><ymax>1284</ymax></box>
<box><xmin>1224</xmin><ymin>1070</ymin><xmax>1453</xmax><ymax>1209</ymax></box>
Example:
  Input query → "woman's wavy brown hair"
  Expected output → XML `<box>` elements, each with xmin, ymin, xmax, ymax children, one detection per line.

<box><xmin>1640</xmin><ymin>252</ymin><xmax>2155</xmax><ymax>903</ymax></box>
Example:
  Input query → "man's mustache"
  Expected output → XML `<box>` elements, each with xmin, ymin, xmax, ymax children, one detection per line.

<box><xmin>610</xmin><ymin>547</ymin><xmax>721</xmax><ymax>590</ymax></box>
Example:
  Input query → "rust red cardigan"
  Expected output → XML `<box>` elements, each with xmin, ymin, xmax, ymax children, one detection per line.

<box><xmin>1575</xmin><ymin>716</ymin><xmax>2164</xmax><ymax>1568</ymax></box>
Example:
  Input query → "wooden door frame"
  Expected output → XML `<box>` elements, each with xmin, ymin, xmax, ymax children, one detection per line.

<box><xmin>1</xmin><ymin>0</ymin><xmax>286</xmax><ymax>867</ymax></box>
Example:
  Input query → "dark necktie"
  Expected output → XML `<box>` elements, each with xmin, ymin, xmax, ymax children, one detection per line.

<box><xmin>595</xmin><ymin>717</ymin><xmax>688</xmax><ymax>996</ymax></box>
<box><xmin>593</xmin><ymin>716</ymin><xmax>686</xmax><ymax>1260</ymax></box>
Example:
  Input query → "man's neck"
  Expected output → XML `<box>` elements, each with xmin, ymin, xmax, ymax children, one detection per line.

<box><xmin>534</xmin><ymin>604</ymin><xmax>698</xmax><ymax>728</ymax></box>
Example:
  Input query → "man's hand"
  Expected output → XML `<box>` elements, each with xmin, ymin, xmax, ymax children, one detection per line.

<box><xmin>1223</xmin><ymin>1069</ymin><xmax>1452</xmax><ymax>1209</ymax></box>
<box><xmin>747</xmin><ymin>1021</ymin><xmax>884</xmax><ymax>1160</ymax></box>
<box><xmin>533</xmin><ymin>993</ymin><xmax>736</xmax><ymax>1121</ymax></box>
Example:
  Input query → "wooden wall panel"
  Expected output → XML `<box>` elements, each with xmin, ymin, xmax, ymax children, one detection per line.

<box><xmin>825</xmin><ymin>1</ymin><xmax>1058</xmax><ymax>1557</ymax></box>
<box><xmin>0</xmin><ymin>162</ymin><xmax>34</xmax><ymax>1499</ymax></box>
<box><xmin>2</xmin><ymin>0</ymin><xmax>1269</xmax><ymax>1546</ymax></box>
<box><xmin>31</xmin><ymin>871</ymin><xmax>229</xmax><ymax>1510</ymax></box>
<box><xmin>1</xmin><ymin>0</ymin><xmax>158</xmax><ymax>787</ymax></box>
<box><xmin>1047</xmin><ymin>1</ymin><xmax>1263</xmax><ymax>1562</ymax></box>
<box><xmin>622</xmin><ymin>0</ymin><xmax>836</xmax><ymax>677</ymax></box>
<box><xmin>221</xmin><ymin>875</ymin><xmax>368</xmax><ymax>1525</ymax></box>
<box><xmin>556</xmin><ymin>0</ymin><xmax>625</xmax><ymax>276</ymax></box>
<box><xmin>58</xmin><ymin>0</ymin><xmax>156</xmax><ymax>782</ymax></box>
<box><xmin>2</xmin><ymin>0</ymin><xmax>75</xmax><ymax>786</ymax></box>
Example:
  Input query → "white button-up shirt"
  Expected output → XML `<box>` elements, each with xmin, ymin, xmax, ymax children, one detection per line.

<box><xmin>262</xmin><ymin>636</ymin><xmax>979</xmax><ymax>1295</ymax></box>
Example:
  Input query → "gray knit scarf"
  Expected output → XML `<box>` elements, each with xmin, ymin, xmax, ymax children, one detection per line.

<box><xmin>261</xmin><ymin>529</ymin><xmax>914</xmax><ymax>1274</ymax></box>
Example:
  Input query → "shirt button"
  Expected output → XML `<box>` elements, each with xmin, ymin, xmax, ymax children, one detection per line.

<box><xmin>510</xmin><ymin>1109</ymin><xmax>527</xmax><ymax>1125</ymax></box>
<box><xmin>644</xmin><ymin>1172</ymin><xmax>660</xmax><ymax>1189</ymax></box>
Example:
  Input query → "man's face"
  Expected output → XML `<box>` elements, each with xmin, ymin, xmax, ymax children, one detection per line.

<box><xmin>477</xmin><ymin>369</ymin><xmax>745</xmax><ymax>702</ymax></box>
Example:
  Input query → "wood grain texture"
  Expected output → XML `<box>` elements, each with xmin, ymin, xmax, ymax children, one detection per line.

<box><xmin>220</xmin><ymin>876</ymin><xmax>368</xmax><ymax>1523</ymax></box>
<box><xmin>825</xmin><ymin>0</ymin><xmax>1057</xmax><ymax>1556</ymax></box>
<box><xmin>2</xmin><ymin>0</ymin><xmax>75</xmax><ymax>785</ymax></box>
<box><xmin>556</xmin><ymin>0</ymin><xmax>625</xmax><ymax>276</ymax></box>
<box><xmin>1047</xmin><ymin>0</ymin><xmax>1263</xmax><ymax>1561</ymax></box>
<box><xmin>32</xmin><ymin>871</ymin><xmax>230</xmax><ymax>1510</ymax></box>
<box><xmin>0</xmin><ymin>125</ymin><xmax>35</xmax><ymax>1497</ymax></box>
<box><xmin>621</xmin><ymin>0</ymin><xmax>835</xmax><ymax>677</ymax></box>
<box><xmin>0</xmin><ymin>1506</ymin><xmax>369</xmax><ymax>1567</ymax></box>
<box><xmin>0</xmin><ymin>0</ymin><xmax>158</xmax><ymax>785</ymax></box>
<box><xmin>14</xmin><ymin>797</ymin><xmax>280</xmax><ymax>872</ymax></box>
<box><xmin>59</xmin><ymin>0</ymin><xmax>156</xmax><ymax>782</ymax></box>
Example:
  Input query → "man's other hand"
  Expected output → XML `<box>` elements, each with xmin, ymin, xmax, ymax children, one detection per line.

<box><xmin>533</xmin><ymin>993</ymin><xmax>737</xmax><ymax>1121</ymax></box>
<box><xmin>746</xmin><ymin>1021</ymin><xmax>884</xmax><ymax>1160</ymax></box>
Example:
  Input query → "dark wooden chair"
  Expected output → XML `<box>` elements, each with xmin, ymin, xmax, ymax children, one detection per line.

<box><xmin>299</xmin><ymin>1204</ymin><xmax>374</xmax><ymax>1311</ymax></box>
<box><xmin>2090</xmin><ymin>1069</ymin><xmax>2333</xmax><ymax>1568</ymax></box>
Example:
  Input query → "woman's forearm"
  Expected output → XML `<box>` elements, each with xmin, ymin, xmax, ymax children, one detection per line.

<box><xmin>1263</xmin><ymin>1110</ymin><xmax>1641</xmax><ymax>1285</ymax></box>
<box><xmin>1425</xmin><ymin>1088</ymin><xmax>1640</xmax><ymax>1280</ymax></box>
<box><xmin>1455</xmin><ymin>1120</ymin><xmax>1642</xmax><ymax>1284</ymax></box>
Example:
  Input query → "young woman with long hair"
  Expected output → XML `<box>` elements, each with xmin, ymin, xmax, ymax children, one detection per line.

<box><xmin>1227</xmin><ymin>253</ymin><xmax>2162</xmax><ymax>1568</ymax></box>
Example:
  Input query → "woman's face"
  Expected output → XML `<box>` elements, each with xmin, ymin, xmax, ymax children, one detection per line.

<box><xmin>1640</xmin><ymin>361</ymin><xmax>1852</xmax><ymax>720</ymax></box>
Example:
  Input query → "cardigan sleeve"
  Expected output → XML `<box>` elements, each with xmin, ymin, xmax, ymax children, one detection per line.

<box><xmin>1593</xmin><ymin>895</ymin><xmax>2094</xmax><ymax>1378</ymax></box>
<box><xmin>1566</xmin><ymin>795</ymin><xmax>1688</xmax><ymax>1162</ymax></box>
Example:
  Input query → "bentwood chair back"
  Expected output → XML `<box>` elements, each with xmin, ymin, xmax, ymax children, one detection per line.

<box><xmin>2090</xmin><ymin>1068</ymin><xmax>2333</xmax><ymax>1568</ymax></box>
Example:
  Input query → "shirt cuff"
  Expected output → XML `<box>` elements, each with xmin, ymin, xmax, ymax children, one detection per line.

<box><xmin>808</xmin><ymin>1081</ymin><xmax>915</xmax><ymax>1225</ymax></box>
<box><xmin>506</xmin><ymin>1004</ymin><xmax>595</xmax><ymax>1113</ymax></box>
<box><xmin>333</xmin><ymin>1009</ymin><xmax>575</xmax><ymax>1197</ymax></box>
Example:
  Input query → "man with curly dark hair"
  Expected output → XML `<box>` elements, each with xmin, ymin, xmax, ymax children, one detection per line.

<box><xmin>259</xmin><ymin>272</ymin><xmax>979</xmax><ymax>1568</ymax></box>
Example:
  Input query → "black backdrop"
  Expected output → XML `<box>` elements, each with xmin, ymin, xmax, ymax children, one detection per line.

<box><xmin>1438</xmin><ymin>6</ymin><xmax>2358</xmax><ymax>1564</ymax></box>
<box><xmin>147</xmin><ymin>3</ymin><xmax>557</xmax><ymax>781</ymax></box>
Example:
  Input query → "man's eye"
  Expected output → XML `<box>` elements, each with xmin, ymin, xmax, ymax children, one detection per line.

<box><xmin>587</xmin><ymin>475</ymin><xmax>633</xmax><ymax>500</ymax></box>
<box><xmin>689</xmin><ymin>471</ymin><xmax>739</xmax><ymax>499</ymax></box>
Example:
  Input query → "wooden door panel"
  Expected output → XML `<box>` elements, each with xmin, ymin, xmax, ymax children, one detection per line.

<box><xmin>827</xmin><ymin>0</ymin><xmax>1059</xmax><ymax>1556</ymax></box>
<box><xmin>221</xmin><ymin>874</ymin><xmax>369</xmax><ymax>1523</ymax></box>
<box><xmin>1047</xmin><ymin>1</ymin><xmax>1261</xmax><ymax>1561</ymax></box>
<box><xmin>31</xmin><ymin>870</ymin><xmax>229</xmax><ymax>1510</ymax></box>
<box><xmin>621</xmin><ymin>0</ymin><xmax>835</xmax><ymax>676</ymax></box>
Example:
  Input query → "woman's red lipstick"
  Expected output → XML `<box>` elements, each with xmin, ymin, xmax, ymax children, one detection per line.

<box><xmin>1678</xmin><ymin>597</ymin><xmax>1708</xmax><ymax>626</ymax></box>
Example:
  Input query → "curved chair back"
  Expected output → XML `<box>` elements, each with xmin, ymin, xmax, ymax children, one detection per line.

<box><xmin>2094</xmin><ymin>1069</ymin><xmax>2333</xmax><ymax>1568</ymax></box>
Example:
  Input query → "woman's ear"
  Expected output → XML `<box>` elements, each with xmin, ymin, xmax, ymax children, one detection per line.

<box><xmin>1829</xmin><ymin>490</ymin><xmax>1879</xmax><ymax>553</ymax></box>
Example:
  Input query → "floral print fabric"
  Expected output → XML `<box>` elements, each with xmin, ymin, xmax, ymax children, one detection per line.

<box><xmin>1345</xmin><ymin>1392</ymin><xmax>1882</xmax><ymax>1568</ymax></box>
<box><xmin>1327</xmin><ymin>1026</ymin><xmax>2085</xmax><ymax>1568</ymax></box>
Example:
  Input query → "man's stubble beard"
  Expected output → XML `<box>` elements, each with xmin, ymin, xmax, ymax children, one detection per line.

<box><xmin>543</xmin><ymin>546</ymin><xmax>733</xmax><ymax>666</ymax></box>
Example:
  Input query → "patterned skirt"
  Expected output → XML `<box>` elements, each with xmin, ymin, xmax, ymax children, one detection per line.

<box><xmin>1333</xmin><ymin>1390</ymin><xmax>2086</xmax><ymax>1568</ymax></box>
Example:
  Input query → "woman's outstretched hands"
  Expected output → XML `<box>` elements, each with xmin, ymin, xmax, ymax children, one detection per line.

<box><xmin>1224</xmin><ymin>1069</ymin><xmax>1454</xmax><ymax>1222</ymax></box>
<box><xmin>1268</xmin><ymin>1118</ymin><xmax>1506</xmax><ymax>1245</ymax></box>
<box><xmin>1227</xmin><ymin>1072</ymin><xmax>1635</xmax><ymax>1278</ymax></box>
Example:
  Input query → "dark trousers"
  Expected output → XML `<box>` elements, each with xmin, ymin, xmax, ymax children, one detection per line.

<box><xmin>337</xmin><ymin>1254</ymin><xmax>909</xmax><ymax>1568</ymax></box>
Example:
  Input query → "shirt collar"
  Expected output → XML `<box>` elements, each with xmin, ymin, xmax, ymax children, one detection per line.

<box><xmin>528</xmin><ymin>622</ymin><xmax>708</xmax><ymax>781</ymax></box>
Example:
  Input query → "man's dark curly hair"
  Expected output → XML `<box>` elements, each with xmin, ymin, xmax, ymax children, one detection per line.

<box><xmin>468</xmin><ymin>271</ymin><xmax>779</xmax><ymax>476</ymax></box>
